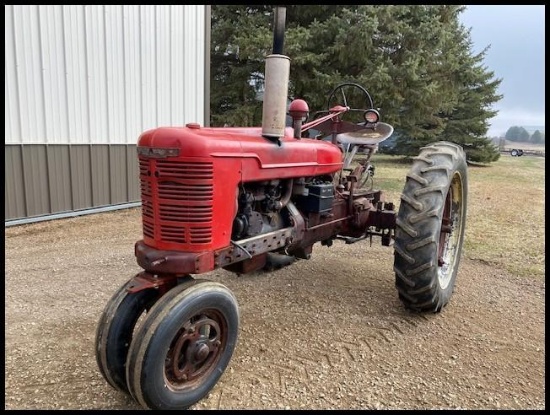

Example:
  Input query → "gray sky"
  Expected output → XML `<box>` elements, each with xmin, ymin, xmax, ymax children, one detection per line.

<box><xmin>459</xmin><ymin>5</ymin><xmax>545</xmax><ymax>136</ymax></box>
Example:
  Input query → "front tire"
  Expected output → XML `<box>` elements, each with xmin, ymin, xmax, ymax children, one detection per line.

<box><xmin>126</xmin><ymin>280</ymin><xmax>240</xmax><ymax>410</ymax></box>
<box><xmin>95</xmin><ymin>279</ymin><xmax>160</xmax><ymax>394</ymax></box>
<box><xmin>394</xmin><ymin>141</ymin><xmax>468</xmax><ymax>312</ymax></box>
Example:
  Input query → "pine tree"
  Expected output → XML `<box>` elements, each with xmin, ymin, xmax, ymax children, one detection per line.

<box><xmin>505</xmin><ymin>126</ymin><xmax>522</xmax><ymax>142</ymax></box>
<box><xmin>519</xmin><ymin>128</ymin><xmax>530</xmax><ymax>142</ymax></box>
<box><xmin>210</xmin><ymin>5</ymin><xmax>503</xmax><ymax>163</ymax></box>
<box><xmin>392</xmin><ymin>6</ymin><xmax>503</xmax><ymax>163</ymax></box>
<box><xmin>531</xmin><ymin>130</ymin><xmax>544</xmax><ymax>144</ymax></box>
<box><xmin>210</xmin><ymin>6</ymin><xmax>273</xmax><ymax>127</ymax></box>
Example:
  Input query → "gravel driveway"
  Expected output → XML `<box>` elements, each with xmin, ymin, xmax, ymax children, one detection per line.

<box><xmin>4</xmin><ymin>208</ymin><xmax>545</xmax><ymax>409</ymax></box>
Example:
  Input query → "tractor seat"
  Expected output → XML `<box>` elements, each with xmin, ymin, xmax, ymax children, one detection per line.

<box><xmin>336</xmin><ymin>122</ymin><xmax>394</xmax><ymax>145</ymax></box>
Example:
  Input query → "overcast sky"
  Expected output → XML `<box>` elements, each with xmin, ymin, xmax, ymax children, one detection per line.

<box><xmin>459</xmin><ymin>5</ymin><xmax>545</xmax><ymax>136</ymax></box>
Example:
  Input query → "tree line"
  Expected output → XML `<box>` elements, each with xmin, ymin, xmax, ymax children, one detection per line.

<box><xmin>210</xmin><ymin>5</ymin><xmax>503</xmax><ymax>163</ymax></box>
<box><xmin>505</xmin><ymin>126</ymin><xmax>545</xmax><ymax>144</ymax></box>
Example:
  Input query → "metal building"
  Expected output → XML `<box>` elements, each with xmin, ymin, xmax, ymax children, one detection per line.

<box><xmin>5</xmin><ymin>5</ymin><xmax>211</xmax><ymax>225</ymax></box>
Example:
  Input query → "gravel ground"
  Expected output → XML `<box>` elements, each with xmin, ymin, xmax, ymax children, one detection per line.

<box><xmin>4</xmin><ymin>208</ymin><xmax>545</xmax><ymax>410</ymax></box>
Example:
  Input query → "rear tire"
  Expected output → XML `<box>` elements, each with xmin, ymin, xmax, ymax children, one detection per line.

<box><xmin>394</xmin><ymin>141</ymin><xmax>468</xmax><ymax>312</ymax></box>
<box><xmin>126</xmin><ymin>280</ymin><xmax>239</xmax><ymax>410</ymax></box>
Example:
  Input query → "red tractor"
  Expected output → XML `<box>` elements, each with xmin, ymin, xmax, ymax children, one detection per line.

<box><xmin>95</xmin><ymin>7</ymin><xmax>468</xmax><ymax>410</ymax></box>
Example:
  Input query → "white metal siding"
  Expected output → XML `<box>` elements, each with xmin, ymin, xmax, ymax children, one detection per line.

<box><xmin>5</xmin><ymin>5</ymin><xmax>206</xmax><ymax>145</ymax></box>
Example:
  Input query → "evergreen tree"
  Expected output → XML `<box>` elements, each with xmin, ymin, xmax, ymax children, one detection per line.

<box><xmin>505</xmin><ymin>126</ymin><xmax>532</xmax><ymax>143</ymax></box>
<box><xmin>519</xmin><ymin>127</ymin><xmax>530</xmax><ymax>142</ymax></box>
<box><xmin>530</xmin><ymin>130</ymin><xmax>544</xmax><ymax>144</ymax></box>
<box><xmin>505</xmin><ymin>126</ymin><xmax>522</xmax><ymax>142</ymax></box>
<box><xmin>434</xmin><ymin>14</ymin><xmax>502</xmax><ymax>163</ymax></box>
<box><xmin>210</xmin><ymin>6</ymin><xmax>273</xmax><ymax>127</ymax></box>
<box><xmin>391</xmin><ymin>6</ymin><xmax>502</xmax><ymax>162</ymax></box>
<box><xmin>288</xmin><ymin>5</ymin><xmax>468</xmax><ymax>138</ymax></box>
<box><xmin>210</xmin><ymin>5</ymin><xmax>503</xmax><ymax>163</ymax></box>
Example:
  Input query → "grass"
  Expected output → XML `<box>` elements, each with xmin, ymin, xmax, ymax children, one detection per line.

<box><xmin>358</xmin><ymin>152</ymin><xmax>545</xmax><ymax>279</ymax></box>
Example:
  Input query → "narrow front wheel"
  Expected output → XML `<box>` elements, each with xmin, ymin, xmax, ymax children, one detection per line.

<box><xmin>95</xmin><ymin>279</ymin><xmax>160</xmax><ymax>394</ymax></box>
<box><xmin>126</xmin><ymin>280</ymin><xmax>240</xmax><ymax>410</ymax></box>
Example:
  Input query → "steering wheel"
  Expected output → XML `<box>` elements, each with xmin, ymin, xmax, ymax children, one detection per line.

<box><xmin>326</xmin><ymin>82</ymin><xmax>375</xmax><ymax>123</ymax></box>
<box><xmin>305</xmin><ymin>82</ymin><xmax>390</xmax><ymax>142</ymax></box>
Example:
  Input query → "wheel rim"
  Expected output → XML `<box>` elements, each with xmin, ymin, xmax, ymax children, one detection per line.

<box><xmin>163</xmin><ymin>310</ymin><xmax>227</xmax><ymax>391</ymax></box>
<box><xmin>437</xmin><ymin>172</ymin><xmax>465</xmax><ymax>290</ymax></box>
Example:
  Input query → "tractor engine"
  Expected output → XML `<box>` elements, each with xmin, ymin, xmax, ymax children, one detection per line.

<box><xmin>231</xmin><ymin>180</ymin><xmax>288</xmax><ymax>241</ymax></box>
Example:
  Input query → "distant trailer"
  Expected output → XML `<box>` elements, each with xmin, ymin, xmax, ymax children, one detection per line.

<box><xmin>501</xmin><ymin>149</ymin><xmax>545</xmax><ymax>157</ymax></box>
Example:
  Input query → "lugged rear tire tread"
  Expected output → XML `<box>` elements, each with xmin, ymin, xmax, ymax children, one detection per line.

<box><xmin>394</xmin><ymin>141</ymin><xmax>468</xmax><ymax>313</ymax></box>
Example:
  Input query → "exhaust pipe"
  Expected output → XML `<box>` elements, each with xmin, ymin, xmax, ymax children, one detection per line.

<box><xmin>262</xmin><ymin>7</ymin><xmax>290</xmax><ymax>140</ymax></box>
<box><xmin>272</xmin><ymin>6</ymin><xmax>286</xmax><ymax>55</ymax></box>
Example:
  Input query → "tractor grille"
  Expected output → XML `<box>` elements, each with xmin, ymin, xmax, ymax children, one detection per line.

<box><xmin>139</xmin><ymin>158</ymin><xmax>214</xmax><ymax>246</ymax></box>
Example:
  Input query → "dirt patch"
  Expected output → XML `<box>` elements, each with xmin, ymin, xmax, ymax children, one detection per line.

<box><xmin>4</xmin><ymin>208</ymin><xmax>545</xmax><ymax>410</ymax></box>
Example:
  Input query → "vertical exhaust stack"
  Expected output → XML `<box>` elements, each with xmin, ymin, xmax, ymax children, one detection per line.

<box><xmin>262</xmin><ymin>7</ymin><xmax>290</xmax><ymax>140</ymax></box>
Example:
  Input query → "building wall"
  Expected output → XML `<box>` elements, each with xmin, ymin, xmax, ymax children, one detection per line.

<box><xmin>4</xmin><ymin>5</ymin><xmax>209</xmax><ymax>222</ymax></box>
